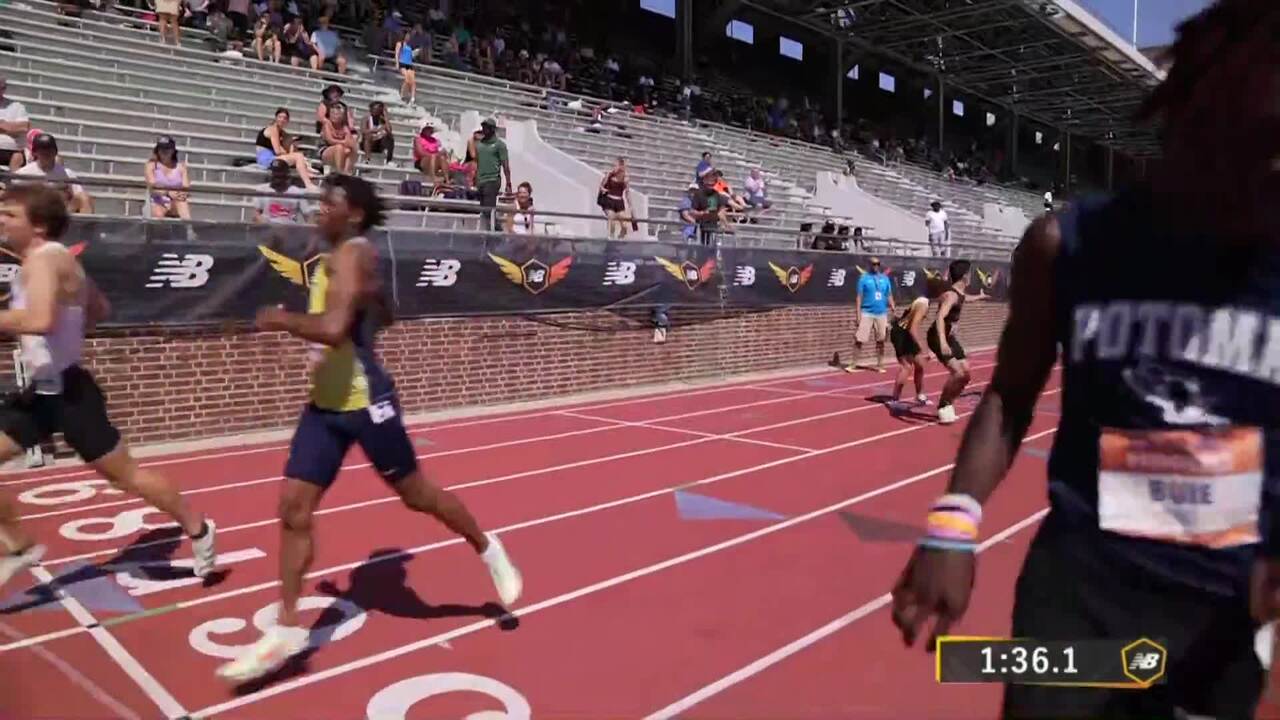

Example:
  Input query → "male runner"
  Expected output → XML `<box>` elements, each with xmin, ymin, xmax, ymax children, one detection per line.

<box><xmin>887</xmin><ymin>277</ymin><xmax>938</xmax><ymax>408</ymax></box>
<box><xmin>218</xmin><ymin>174</ymin><xmax>522</xmax><ymax>683</ymax></box>
<box><xmin>892</xmin><ymin>3</ymin><xmax>1280</xmax><ymax>716</ymax></box>
<box><xmin>927</xmin><ymin>260</ymin><xmax>973</xmax><ymax>424</ymax></box>
<box><xmin>0</xmin><ymin>185</ymin><xmax>216</xmax><ymax>587</ymax></box>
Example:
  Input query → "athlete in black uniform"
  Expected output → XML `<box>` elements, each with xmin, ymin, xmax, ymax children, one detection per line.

<box><xmin>927</xmin><ymin>260</ymin><xmax>972</xmax><ymax>424</ymax></box>
<box><xmin>892</xmin><ymin>2</ymin><xmax>1280</xmax><ymax>717</ymax></box>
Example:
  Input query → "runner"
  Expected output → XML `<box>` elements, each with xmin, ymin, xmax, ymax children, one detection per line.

<box><xmin>218</xmin><ymin>174</ymin><xmax>522</xmax><ymax>683</ymax></box>
<box><xmin>888</xmin><ymin>277</ymin><xmax>940</xmax><ymax>408</ymax></box>
<box><xmin>891</xmin><ymin>3</ymin><xmax>1280</xmax><ymax>716</ymax></box>
<box><xmin>0</xmin><ymin>185</ymin><xmax>216</xmax><ymax>588</ymax></box>
<box><xmin>927</xmin><ymin>260</ymin><xmax>973</xmax><ymax>424</ymax></box>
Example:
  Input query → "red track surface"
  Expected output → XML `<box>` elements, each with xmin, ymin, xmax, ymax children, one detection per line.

<box><xmin>0</xmin><ymin>348</ymin><xmax>1064</xmax><ymax>720</ymax></box>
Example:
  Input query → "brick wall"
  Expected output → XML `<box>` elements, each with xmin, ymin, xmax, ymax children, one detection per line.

<box><xmin>3</xmin><ymin>303</ymin><xmax>1009</xmax><ymax>446</ymax></box>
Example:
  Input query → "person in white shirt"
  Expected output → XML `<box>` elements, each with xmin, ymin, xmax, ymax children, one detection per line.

<box><xmin>743</xmin><ymin>168</ymin><xmax>771</xmax><ymax>210</ymax></box>
<box><xmin>15</xmin><ymin>134</ymin><xmax>93</xmax><ymax>214</ymax></box>
<box><xmin>1043</xmin><ymin>190</ymin><xmax>1054</xmax><ymax>212</ymax></box>
<box><xmin>924</xmin><ymin>200</ymin><xmax>949</xmax><ymax>257</ymax></box>
<box><xmin>0</xmin><ymin>76</ymin><xmax>29</xmax><ymax>172</ymax></box>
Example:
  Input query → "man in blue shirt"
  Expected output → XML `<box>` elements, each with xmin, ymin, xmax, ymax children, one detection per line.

<box><xmin>850</xmin><ymin>257</ymin><xmax>895</xmax><ymax>372</ymax></box>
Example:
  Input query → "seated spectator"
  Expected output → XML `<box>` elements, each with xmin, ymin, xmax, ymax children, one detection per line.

<box><xmin>253</xmin><ymin>14</ymin><xmax>281</xmax><ymax>63</ymax></box>
<box><xmin>677</xmin><ymin>183</ymin><xmax>701</xmax><ymax>243</ymax></box>
<box><xmin>144</xmin><ymin>135</ymin><xmax>191</xmax><ymax>220</ymax></box>
<box><xmin>516</xmin><ymin>50</ymin><xmax>536</xmax><ymax>85</ymax></box>
<box><xmin>700</xmin><ymin>171</ymin><xmax>734</xmax><ymax>235</ymax></box>
<box><xmin>505</xmin><ymin>181</ymin><xmax>535</xmax><ymax>235</ymax></box>
<box><xmin>319</xmin><ymin>102</ymin><xmax>357</xmax><ymax>175</ymax></box>
<box><xmin>694</xmin><ymin>152</ymin><xmax>712</xmax><ymax>182</ymax></box>
<box><xmin>474</xmin><ymin>37</ymin><xmax>496</xmax><ymax>76</ymax></box>
<box><xmin>710</xmin><ymin>171</ymin><xmax>747</xmax><ymax>213</ymax></box>
<box><xmin>253</xmin><ymin>159</ymin><xmax>312</xmax><ymax>224</ymax></box>
<box><xmin>394</xmin><ymin>30</ymin><xmax>418</xmax><ymax>104</ymax></box>
<box><xmin>362</xmin><ymin>101</ymin><xmax>395</xmax><ymax>166</ymax></box>
<box><xmin>0</xmin><ymin>76</ymin><xmax>29</xmax><ymax>172</ymax></box>
<box><xmin>315</xmin><ymin>84</ymin><xmax>353</xmax><ymax>135</ymax></box>
<box><xmin>743</xmin><ymin>168</ymin><xmax>771</xmax><ymax>210</ymax></box>
<box><xmin>406</xmin><ymin>23</ymin><xmax>432</xmax><ymax>62</ymax></box>
<box><xmin>412</xmin><ymin>121</ymin><xmax>445</xmax><ymax>182</ymax></box>
<box><xmin>281</xmin><ymin>17</ymin><xmax>320</xmax><ymax>70</ymax></box>
<box><xmin>311</xmin><ymin>15</ymin><xmax>347</xmax><ymax>74</ymax></box>
<box><xmin>851</xmin><ymin>226</ymin><xmax>867</xmax><ymax>251</ymax></box>
<box><xmin>539</xmin><ymin>58</ymin><xmax>566</xmax><ymax>91</ymax></box>
<box><xmin>15</xmin><ymin>134</ymin><xmax>93</xmax><ymax>214</ymax></box>
<box><xmin>255</xmin><ymin>107</ymin><xmax>316</xmax><ymax>188</ymax></box>
<box><xmin>204</xmin><ymin>6</ymin><xmax>241</xmax><ymax>54</ymax></box>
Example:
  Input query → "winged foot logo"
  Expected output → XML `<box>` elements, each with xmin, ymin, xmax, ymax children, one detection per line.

<box><xmin>767</xmin><ymin>262</ymin><xmax>814</xmax><ymax>293</ymax></box>
<box><xmin>488</xmin><ymin>253</ymin><xmax>573</xmax><ymax>295</ymax></box>
<box><xmin>655</xmin><ymin>256</ymin><xmax>716</xmax><ymax>290</ymax></box>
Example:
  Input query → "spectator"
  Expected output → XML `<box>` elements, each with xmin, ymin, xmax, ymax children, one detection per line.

<box><xmin>851</xmin><ymin>256</ymin><xmax>895</xmax><ymax>373</ymax></box>
<box><xmin>505</xmin><ymin>181</ymin><xmax>535</xmax><ymax>234</ymax></box>
<box><xmin>694</xmin><ymin>152</ymin><xmax>712</xmax><ymax>181</ymax></box>
<box><xmin>361</xmin><ymin>101</ymin><xmax>394</xmax><ymax>167</ymax></box>
<box><xmin>282</xmin><ymin>17</ymin><xmax>320</xmax><ymax>70</ymax></box>
<box><xmin>598</xmin><ymin>156</ymin><xmax>632</xmax><ymax>240</ymax></box>
<box><xmin>314</xmin><ymin>84</ymin><xmax>353</xmax><ymax>135</ymax></box>
<box><xmin>1043</xmin><ymin>189</ymin><xmax>1054</xmax><ymax>212</ymax></box>
<box><xmin>474</xmin><ymin>37</ymin><xmax>496</xmax><ymax>76</ymax></box>
<box><xmin>226</xmin><ymin>0</ymin><xmax>251</xmax><ymax>34</ymax></box>
<box><xmin>473</xmin><ymin>119</ymin><xmax>511</xmax><ymax>226</ymax></box>
<box><xmin>394</xmin><ymin>30</ymin><xmax>418</xmax><ymax>104</ymax></box>
<box><xmin>255</xmin><ymin>107</ymin><xmax>316</xmax><ymax>189</ymax></box>
<box><xmin>15</xmin><ymin>134</ymin><xmax>93</xmax><ymax>214</ymax></box>
<box><xmin>204</xmin><ymin>5</ymin><xmax>238</xmax><ymax>54</ymax></box>
<box><xmin>411</xmin><ymin>121</ymin><xmax>444</xmax><ymax>182</ymax></box>
<box><xmin>851</xmin><ymin>226</ymin><xmax>867</xmax><ymax>251</ymax></box>
<box><xmin>539</xmin><ymin>57</ymin><xmax>566</xmax><ymax>91</ymax></box>
<box><xmin>252</xmin><ymin>158</ymin><xmax>312</xmax><ymax>224</ymax></box>
<box><xmin>925</xmin><ymin>200</ymin><xmax>950</xmax><ymax>257</ymax></box>
<box><xmin>677</xmin><ymin>183</ymin><xmax>700</xmax><ymax>243</ymax></box>
<box><xmin>144</xmin><ymin>135</ymin><xmax>191</xmax><ymax>220</ymax></box>
<box><xmin>187</xmin><ymin>0</ymin><xmax>210</xmax><ymax>29</ymax></box>
<box><xmin>743</xmin><ymin>168</ymin><xmax>771</xmax><ymax>210</ymax></box>
<box><xmin>406</xmin><ymin>22</ymin><xmax>431</xmax><ymax>62</ymax></box>
<box><xmin>311</xmin><ymin>16</ymin><xmax>347</xmax><ymax>74</ymax></box>
<box><xmin>319</xmin><ymin>102</ymin><xmax>357</xmax><ymax>174</ymax></box>
<box><xmin>710</xmin><ymin>170</ymin><xmax>747</xmax><ymax>213</ymax></box>
<box><xmin>698</xmin><ymin>172</ymin><xmax>731</xmax><ymax>241</ymax></box>
<box><xmin>155</xmin><ymin>0</ymin><xmax>182</xmax><ymax>45</ymax></box>
<box><xmin>0</xmin><ymin>76</ymin><xmax>29</xmax><ymax>172</ymax></box>
<box><xmin>253</xmin><ymin>14</ymin><xmax>281</xmax><ymax>63</ymax></box>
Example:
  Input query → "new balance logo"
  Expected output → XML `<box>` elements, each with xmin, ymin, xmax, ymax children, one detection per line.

<box><xmin>603</xmin><ymin>261</ymin><xmax>637</xmax><ymax>286</ymax></box>
<box><xmin>0</xmin><ymin>264</ymin><xmax>18</xmax><ymax>284</ymax></box>
<box><xmin>901</xmin><ymin>270</ymin><xmax>917</xmax><ymax>288</ymax></box>
<box><xmin>828</xmin><ymin>269</ymin><xmax>847</xmax><ymax>287</ymax></box>
<box><xmin>734</xmin><ymin>265</ymin><xmax>756</xmax><ymax>287</ymax></box>
<box><xmin>1128</xmin><ymin>653</ymin><xmax>1160</xmax><ymax>671</ymax></box>
<box><xmin>147</xmin><ymin>253</ymin><xmax>213</xmax><ymax>288</ymax></box>
<box><xmin>417</xmin><ymin>259</ymin><xmax>461</xmax><ymax>287</ymax></box>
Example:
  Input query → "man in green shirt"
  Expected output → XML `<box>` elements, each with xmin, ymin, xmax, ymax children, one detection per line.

<box><xmin>474</xmin><ymin>118</ymin><xmax>512</xmax><ymax>228</ymax></box>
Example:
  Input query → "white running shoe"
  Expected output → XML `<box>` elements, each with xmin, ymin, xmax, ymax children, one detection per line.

<box><xmin>216</xmin><ymin>625</ymin><xmax>309</xmax><ymax>684</ymax></box>
<box><xmin>481</xmin><ymin>534</ymin><xmax>523</xmax><ymax>606</ymax></box>
<box><xmin>937</xmin><ymin>405</ymin><xmax>958</xmax><ymax>425</ymax></box>
<box><xmin>190</xmin><ymin>519</ymin><xmax>217</xmax><ymax>579</ymax></box>
<box><xmin>0</xmin><ymin>544</ymin><xmax>46</xmax><ymax>590</ymax></box>
<box><xmin>917</xmin><ymin>394</ymin><xmax>931</xmax><ymax>406</ymax></box>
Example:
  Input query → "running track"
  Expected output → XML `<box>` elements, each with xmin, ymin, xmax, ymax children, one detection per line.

<box><xmin>0</xmin><ymin>347</ymin><xmax>1065</xmax><ymax>719</ymax></box>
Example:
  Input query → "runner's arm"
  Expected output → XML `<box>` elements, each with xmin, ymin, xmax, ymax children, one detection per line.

<box><xmin>933</xmin><ymin>292</ymin><xmax>955</xmax><ymax>355</ymax></box>
<box><xmin>0</xmin><ymin>250</ymin><xmax>58</xmax><ymax>334</ymax></box>
<box><xmin>943</xmin><ymin>215</ymin><xmax>1060</xmax><ymax>504</ymax></box>
<box><xmin>907</xmin><ymin>302</ymin><xmax>928</xmax><ymax>349</ymax></box>
<box><xmin>256</xmin><ymin>241</ymin><xmax>367</xmax><ymax>346</ymax></box>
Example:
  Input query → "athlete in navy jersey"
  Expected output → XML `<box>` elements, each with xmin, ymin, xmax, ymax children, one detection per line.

<box><xmin>892</xmin><ymin>2</ymin><xmax>1280</xmax><ymax>717</ymax></box>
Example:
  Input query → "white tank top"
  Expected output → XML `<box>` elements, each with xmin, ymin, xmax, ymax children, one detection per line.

<box><xmin>12</xmin><ymin>243</ymin><xmax>86</xmax><ymax>395</ymax></box>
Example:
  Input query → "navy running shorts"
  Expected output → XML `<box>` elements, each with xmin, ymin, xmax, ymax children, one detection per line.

<box><xmin>283</xmin><ymin>397</ymin><xmax>418</xmax><ymax>489</ymax></box>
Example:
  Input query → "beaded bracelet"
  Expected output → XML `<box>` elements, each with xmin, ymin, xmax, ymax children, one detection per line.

<box><xmin>918</xmin><ymin>493</ymin><xmax>982</xmax><ymax>553</ymax></box>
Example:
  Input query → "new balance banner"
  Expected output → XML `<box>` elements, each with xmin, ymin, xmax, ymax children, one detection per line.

<box><xmin>30</xmin><ymin>219</ymin><xmax>1009</xmax><ymax>326</ymax></box>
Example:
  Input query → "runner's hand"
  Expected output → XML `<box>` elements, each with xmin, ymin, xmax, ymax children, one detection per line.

<box><xmin>891</xmin><ymin>546</ymin><xmax>975</xmax><ymax>651</ymax></box>
<box><xmin>255</xmin><ymin>305</ymin><xmax>289</xmax><ymax>331</ymax></box>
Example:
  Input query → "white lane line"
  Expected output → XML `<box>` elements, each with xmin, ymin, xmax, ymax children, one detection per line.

<box><xmin>642</xmin><ymin>508</ymin><xmax>1051</xmax><ymax>720</ymax></box>
<box><xmin>27</xmin><ymin>564</ymin><xmax>189</xmax><ymax>719</ymax></box>
<box><xmin>17</xmin><ymin>361</ymin><xmax>1001</xmax><ymax>522</ymax></box>
<box><xmin>5</xmin><ymin>385</ymin><xmax>1056</xmax><ymax>654</ymax></box>
<box><xmin>1</xmin><ymin>348</ymin><xmax>998</xmax><ymax>488</ymax></box>
<box><xmin>189</xmin><ymin>426</ymin><xmax>1059</xmax><ymax>719</ymax></box>
<box><xmin>0</xmin><ymin>619</ymin><xmax>143</xmax><ymax>720</ymax></box>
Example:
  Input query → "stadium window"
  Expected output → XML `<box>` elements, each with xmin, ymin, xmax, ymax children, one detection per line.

<box><xmin>923</xmin><ymin>87</ymin><xmax>933</xmax><ymax>100</ymax></box>
<box><xmin>986</xmin><ymin>112</ymin><xmax>997</xmax><ymax>127</ymax></box>
<box><xmin>952</xmin><ymin>100</ymin><xmax>965</xmax><ymax>117</ymax></box>
<box><xmin>725</xmin><ymin>20</ymin><xmax>754</xmax><ymax>44</ymax></box>
<box><xmin>1035</xmin><ymin>131</ymin><xmax>1044</xmax><ymax>144</ymax></box>
<box><xmin>779</xmin><ymin>36</ymin><xmax>804</xmax><ymax>61</ymax></box>
<box><xmin>639</xmin><ymin>0</ymin><xmax>675</xmax><ymax>18</ymax></box>
<box><xmin>847</xmin><ymin>65</ymin><xmax>860</xmax><ymax>80</ymax></box>
<box><xmin>878</xmin><ymin>72</ymin><xmax>896</xmax><ymax>93</ymax></box>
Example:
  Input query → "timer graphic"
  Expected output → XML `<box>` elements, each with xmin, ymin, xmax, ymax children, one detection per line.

<box><xmin>936</xmin><ymin>637</ymin><xmax>1168</xmax><ymax>688</ymax></box>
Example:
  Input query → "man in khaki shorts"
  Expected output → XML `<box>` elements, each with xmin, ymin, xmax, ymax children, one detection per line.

<box><xmin>849</xmin><ymin>257</ymin><xmax>895</xmax><ymax>373</ymax></box>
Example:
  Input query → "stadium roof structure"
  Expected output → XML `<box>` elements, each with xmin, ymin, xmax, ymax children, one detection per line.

<box><xmin>744</xmin><ymin>0</ymin><xmax>1167</xmax><ymax>157</ymax></box>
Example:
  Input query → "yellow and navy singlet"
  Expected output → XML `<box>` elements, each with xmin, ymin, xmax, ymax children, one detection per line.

<box><xmin>306</xmin><ymin>238</ymin><xmax>394</xmax><ymax>412</ymax></box>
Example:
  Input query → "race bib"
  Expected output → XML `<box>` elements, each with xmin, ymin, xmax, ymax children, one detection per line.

<box><xmin>1097</xmin><ymin>427</ymin><xmax>1263</xmax><ymax>548</ymax></box>
<box><xmin>368</xmin><ymin>400</ymin><xmax>397</xmax><ymax>425</ymax></box>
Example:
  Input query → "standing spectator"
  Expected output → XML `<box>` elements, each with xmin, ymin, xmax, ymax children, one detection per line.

<box><xmin>1043</xmin><ymin>189</ymin><xmax>1054</xmax><ymax>212</ymax></box>
<box><xmin>187</xmin><ymin>0</ymin><xmax>209</xmax><ymax>29</ymax></box>
<box><xmin>255</xmin><ymin>107</ymin><xmax>317</xmax><ymax>189</ymax></box>
<box><xmin>15</xmin><ymin>134</ymin><xmax>93</xmax><ymax>214</ymax></box>
<box><xmin>677</xmin><ymin>183</ymin><xmax>701</xmax><ymax>243</ymax></box>
<box><xmin>412</xmin><ymin>121</ymin><xmax>444</xmax><ymax>182</ymax></box>
<box><xmin>598</xmin><ymin>156</ymin><xmax>631</xmax><ymax>239</ymax></box>
<box><xmin>850</xmin><ymin>257</ymin><xmax>895</xmax><ymax>373</ymax></box>
<box><xmin>0</xmin><ymin>76</ymin><xmax>29</xmax><ymax>172</ymax></box>
<box><xmin>473</xmin><ymin>119</ymin><xmax>511</xmax><ymax>227</ymax></box>
<box><xmin>394</xmin><ymin>31</ymin><xmax>418</xmax><ymax>104</ymax></box>
<box><xmin>743</xmin><ymin>168</ymin><xmax>771</xmax><ymax>210</ymax></box>
<box><xmin>226</xmin><ymin>0</ymin><xmax>251</xmax><ymax>34</ymax></box>
<box><xmin>361</xmin><ymin>101</ymin><xmax>395</xmax><ymax>167</ymax></box>
<box><xmin>319</xmin><ymin>103</ymin><xmax>357</xmax><ymax>175</ymax></box>
<box><xmin>252</xmin><ymin>159</ymin><xmax>312</xmax><ymax>224</ymax></box>
<box><xmin>155</xmin><ymin>0</ymin><xmax>182</xmax><ymax>45</ymax></box>
<box><xmin>694</xmin><ymin>152</ymin><xmax>712</xmax><ymax>182</ymax></box>
<box><xmin>505</xmin><ymin>182</ymin><xmax>535</xmax><ymax>234</ymax></box>
<box><xmin>925</xmin><ymin>200</ymin><xmax>950</xmax><ymax>257</ymax></box>
<box><xmin>144</xmin><ymin>135</ymin><xmax>191</xmax><ymax>220</ymax></box>
<box><xmin>310</xmin><ymin>16</ymin><xmax>347</xmax><ymax>74</ymax></box>
<box><xmin>282</xmin><ymin>17</ymin><xmax>320</xmax><ymax>70</ymax></box>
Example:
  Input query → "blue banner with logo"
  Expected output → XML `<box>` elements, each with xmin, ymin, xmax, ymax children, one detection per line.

<box><xmin>21</xmin><ymin>219</ymin><xmax>1009</xmax><ymax>326</ymax></box>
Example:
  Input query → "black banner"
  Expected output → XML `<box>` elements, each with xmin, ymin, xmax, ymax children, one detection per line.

<box><xmin>2</xmin><ymin>220</ymin><xmax>1010</xmax><ymax>326</ymax></box>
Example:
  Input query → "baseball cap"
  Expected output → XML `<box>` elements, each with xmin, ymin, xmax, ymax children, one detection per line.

<box><xmin>155</xmin><ymin>135</ymin><xmax>177</xmax><ymax>149</ymax></box>
<box><xmin>480</xmin><ymin>118</ymin><xmax>497</xmax><ymax>131</ymax></box>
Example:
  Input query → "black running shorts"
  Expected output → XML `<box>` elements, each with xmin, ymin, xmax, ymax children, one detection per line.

<box><xmin>890</xmin><ymin>325</ymin><xmax>921</xmax><ymax>359</ymax></box>
<box><xmin>927</xmin><ymin>326</ymin><xmax>966</xmax><ymax>363</ymax></box>
<box><xmin>0</xmin><ymin>365</ymin><xmax>121</xmax><ymax>462</ymax></box>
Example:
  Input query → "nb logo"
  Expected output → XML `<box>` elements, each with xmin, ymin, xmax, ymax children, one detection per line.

<box><xmin>0</xmin><ymin>264</ymin><xmax>19</xmax><ymax>284</ymax></box>
<box><xmin>734</xmin><ymin>266</ymin><xmax>756</xmax><ymax>287</ymax></box>
<box><xmin>1128</xmin><ymin>653</ymin><xmax>1160</xmax><ymax>671</ymax></box>
<box><xmin>526</xmin><ymin>268</ymin><xmax>546</xmax><ymax>284</ymax></box>
<box><xmin>147</xmin><ymin>253</ymin><xmax>213</xmax><ymax>289</ymax></box>
<box><xmin>417</xmin><ymin>259</ymin><xmax>461</xmax><ymax>287</ymax></box>
<box><xmin>900</xmin><ymin>271</ymin><xmax>917</xmax><ymax>288</ymax></box>
<box><xmin>828</xmin><ymin>269</ymin><xmax>847</xmax><ymax>287</ymax></box>
<box><xmin>603</xmin><ymin>261</ymin><xmax>637</xmax><ymax>286</ymax></box>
